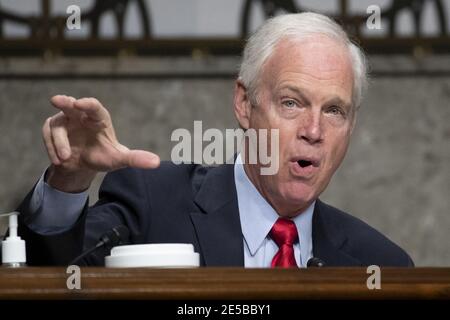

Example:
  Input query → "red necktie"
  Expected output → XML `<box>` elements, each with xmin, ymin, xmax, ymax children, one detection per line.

<box><xmin>270</xmin><ymin>218</ymin><xmax>298</xmax><ymax>268</ymax></box>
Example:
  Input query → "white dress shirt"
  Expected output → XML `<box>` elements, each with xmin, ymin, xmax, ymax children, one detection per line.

<box><xmin>234</xmin><ymin>154</ymin><xmax>314</xmax><ymax>267</ymax></box>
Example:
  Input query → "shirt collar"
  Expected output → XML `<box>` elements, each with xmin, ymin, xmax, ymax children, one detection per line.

<box><xmin>234</xmin><ymin>154</ymin><xmax>315</xmax><ymax>256</ymax></box>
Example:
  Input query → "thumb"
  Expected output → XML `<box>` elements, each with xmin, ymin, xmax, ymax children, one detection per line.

<box><xmin>125</xmin><ymin>149</ymin><xmax>161</xmax><ymax>169</ymax></box>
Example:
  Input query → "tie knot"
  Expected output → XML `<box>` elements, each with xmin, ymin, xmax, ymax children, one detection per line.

<box><xmin>270</xmin><ymin>218</ymin><xmax>298</xmax><ymax>247</ymax></box>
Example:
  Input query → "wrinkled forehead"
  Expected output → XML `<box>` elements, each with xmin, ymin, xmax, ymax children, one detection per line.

<box><xmin>266</xmin><ymin>35</ymin><xmax>353</xmax><ymax>78</ymax></box>
<box><xmin>260</xmin><ymin>35</ymin><xmax>354</xmax><ymax>101</ymax></box>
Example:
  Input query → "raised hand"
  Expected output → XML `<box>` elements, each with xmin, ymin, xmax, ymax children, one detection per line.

<box><xmin>42</xmin><ymin>95</ymin><xmax>160</xmax><ymax>192</ymax></box>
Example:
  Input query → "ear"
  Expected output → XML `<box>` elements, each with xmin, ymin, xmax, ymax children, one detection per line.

<box><xmin>233</xmin><ymin>80</ymin><xmax>252</xmax><ymax>130</ymax></box>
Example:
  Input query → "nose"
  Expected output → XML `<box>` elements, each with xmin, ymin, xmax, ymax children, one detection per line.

<box><xmin>298</xmin><ymin>110</ymin><xmax>323</xmax><ymax>145</ymax></box>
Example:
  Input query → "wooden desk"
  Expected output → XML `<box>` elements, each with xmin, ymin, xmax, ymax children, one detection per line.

<box><xmin>0</xmin><ymin>267</ymin><xmax>449</xmax><ymax>300</ymax></box>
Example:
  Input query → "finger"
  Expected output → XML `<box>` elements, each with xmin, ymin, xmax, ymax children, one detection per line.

<box><xmin>80</xmin><ymin>113</ymin><xmax>108</xmax><ymax>130</ymax></box>
<box><xmin>42</xmin><ymin>117</ymin><xmax>61</xmax><ymax>165</ymax></box>
<box><xmin>125</xmin><ymin>150</ymin><xmax>161</xmax><ymax>169</ymax></box>
<box><xmin>73</xmin><ymin>97</ymin><xmax>109</xmax><ymax>122</ymax></box>
<box><xmin>50</xmin><ymin>95</ymin><xmax>77</xmax><ymax>118</ymax></box>
<box><xmin>49</xmin><ymin>116</ymin><xmax>72</xmax><ymax>161</ymax></box>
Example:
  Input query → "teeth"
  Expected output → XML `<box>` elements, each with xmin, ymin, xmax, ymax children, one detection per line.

<box><xmin>298</xmin><ymin>160</ymin><xmax>312</xmax><ymax>168</ymax></box>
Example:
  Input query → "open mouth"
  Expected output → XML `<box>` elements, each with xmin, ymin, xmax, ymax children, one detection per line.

<box><xmin>289</xmin><ymin>157</ymin><xmax>320</xmax><ymax>177</ymax></box>
<box><xmin>289</xmin><ymin>158</ymin><xmax>318</xmax><ymax>177</ymax></box>
<box><xmin>297</xmin><ymin>160</ymin><xmax>313</xmax><ymax>168</ymax></box>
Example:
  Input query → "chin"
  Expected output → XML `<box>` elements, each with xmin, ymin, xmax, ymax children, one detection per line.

<box><xmin>278</xmin><ymin>181</ymin><xmax>317</xmax><ymax>210</ymax></box>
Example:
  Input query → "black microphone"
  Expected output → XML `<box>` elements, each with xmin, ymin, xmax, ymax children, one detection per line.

<box><xmin>69</xmin><ymin>225</ymin><xmax>129</xmax><ymax>266</ymax></box>
<box><xmin>307</xmin><ymin>257</ymin><xmax>325</xmax><ymax>267</ymax></box>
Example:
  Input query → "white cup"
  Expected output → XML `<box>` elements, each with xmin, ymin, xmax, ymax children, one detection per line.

<box><xmin>105</xmin><ymin>243</ymin><xmax>200</xmax><ymax>268</ymax></box>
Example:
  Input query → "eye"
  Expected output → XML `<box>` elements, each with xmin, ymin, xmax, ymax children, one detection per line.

<box><xmin>327</xmin><ymin>105</ymin><xmax>345</xmax><ymax>117</ymax></box>
<box><xmin>282</xmin><ymin>100</ymin><xmax>297</xmax><ymax>109</ymax></box>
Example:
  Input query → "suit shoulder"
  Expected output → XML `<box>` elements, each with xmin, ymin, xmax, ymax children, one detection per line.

<box><xmin>318</xmin><ymin>201</ymin><xmax>414</xmax><ymax>266</ymax></box>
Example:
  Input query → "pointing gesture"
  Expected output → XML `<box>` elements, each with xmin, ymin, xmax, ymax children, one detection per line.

<box><xmin>43</xmin><ymin>95</ymin><xmax>160</xmax><ymax>192</ymax></box>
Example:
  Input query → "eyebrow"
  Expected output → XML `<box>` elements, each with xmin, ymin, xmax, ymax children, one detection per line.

<box><xmin>280</xmin><ymin>85</ymin><xmax>352</xmax><ymax>110</ymax></box>
<box><xmin>324</xmin><ymin>97</ymin><xmax>352</xmax><ymax>111</ymax></box>
<box><xmin>279</xmin><ymin>85</ymin><xmax>311</xmax><ymax>106</ymax></box>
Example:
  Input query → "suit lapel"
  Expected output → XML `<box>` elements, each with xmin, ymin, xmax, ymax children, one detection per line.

<box><xmin>190</xmin><ymin>164</ymin><xmax>244</xmax><ymax>266</ymax></box>
<box><xmin>312</xmin><ymin>200</ymin><xmax>362</xmax><ymax>266</ymax></box>
<box><xmin>189</xmin><ymin>164</ymin><xmax>361</xmax><ymax>267</ymax></box>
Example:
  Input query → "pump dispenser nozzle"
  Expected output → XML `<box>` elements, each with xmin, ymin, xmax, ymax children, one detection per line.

<box><xmin>1</xmin><ymin>211</ymin><xmax>26</xmax><ymax>267</ymax></box>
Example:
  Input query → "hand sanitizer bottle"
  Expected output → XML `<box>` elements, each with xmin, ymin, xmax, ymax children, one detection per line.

<box><xmin>1</xmin><ymin>212</ymin><xmax>26</xmax><ymax>267</ymax></box>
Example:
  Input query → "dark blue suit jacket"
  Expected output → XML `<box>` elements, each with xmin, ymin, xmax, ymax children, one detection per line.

<box><xmin>18</xmin><ymin>162</ymin><xmax>414</xmax><ymax>267</ymax></box>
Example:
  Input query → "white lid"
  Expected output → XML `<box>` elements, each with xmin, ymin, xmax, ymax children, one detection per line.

<box><xmin>105</xmin><ymin>243</ymin><xmax>200</xmax><ymax>268</ymax></box>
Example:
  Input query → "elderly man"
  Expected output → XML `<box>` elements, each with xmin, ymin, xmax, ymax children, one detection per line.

<box><xmin>18</xmin><ymin>12</ymin><xmax>413</xmax><ymax>267</ymax></box>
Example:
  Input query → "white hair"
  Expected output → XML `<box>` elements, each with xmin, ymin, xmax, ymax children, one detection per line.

<box><xmin>238</xmin><ymin>12</ymin><xmax>368</xmax><ymax>108</ymax></box>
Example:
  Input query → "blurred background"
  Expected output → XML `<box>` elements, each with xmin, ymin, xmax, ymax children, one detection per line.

<box><xmin>0</xmin><ymin>0</ymin><xmax>449</xmax><ymax>266</ymax></box>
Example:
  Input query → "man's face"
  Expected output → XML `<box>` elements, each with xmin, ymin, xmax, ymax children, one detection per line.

<box><xmin>237</xmin><ymin>36</ymin><xmax>356</xmax><ymax>217</ymax></box>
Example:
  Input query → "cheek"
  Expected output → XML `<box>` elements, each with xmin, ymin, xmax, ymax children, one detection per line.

<box><xmin>250</xmin><ymin>100</ymin><xmax>281</xmax><ymax>127</ymax></box>
<box><xmin>271</xmin><ymin>115</ymin><xmax>298</xmax><ymax>145</ymax></box>
<box><xmin>249</xmin><ymin>110</ymin><xmax>271</xmax><ymax>130</ymax></box>
<box><xmin>326</xmin><ymin>135</ymin><xmax>351</xmax><ymax>170</ymax></box>
<box><xmin>278</xmin><ymin>129</ymin><xmax>297</xmax><ymax>157</ymax></box>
